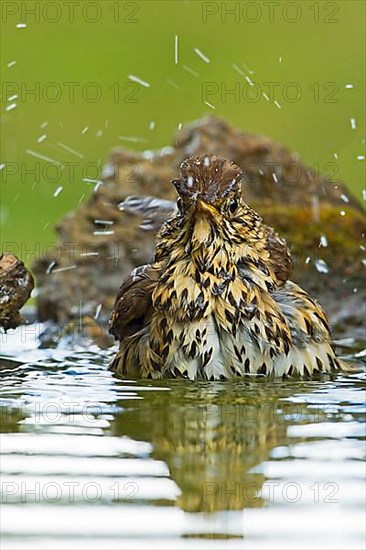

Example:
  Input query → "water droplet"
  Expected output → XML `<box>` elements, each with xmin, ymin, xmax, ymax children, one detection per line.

<box><xmin>194</xmin><ymin>48</ymin><xmax>210</xmax><ymax>63</ymax></box>
<box><xmin>118</xmin><ymin>135</ymin><xmax>147</xmax><ymax>143</ymax></box>
<box><xmin>94</xmin><ymin>219</ymin><xmax>114</xmax><ymax>225</ymax></box>
<box><xmin>46</xmin><ymin>261</ymin><xmax>56</xmax><ymax>274</ymax></box>
<box><xmin>340</xmin><ymin>194</ymin><xmax>349</xmax><ymax>203</ymax></box>
<box><xmin>311</xmin><ymin>196</ymin><xmax>320</xmax><ymax>223</ymax></box>
<box><xmin>315</xmin><ymin>259</ymin><xmax>329</xmax><ymax>273</ymax></box>
<box><xmin>57</xmin><ymin>142</ymin><xmax>84</xmax><ymax>159</ymax></box>
<box><xmin>173</xmin><ymin>34</ymin><xmax>179</xmax><ymax>65</ymax></box>
<box><xmin>245</xmin><ymin>75</ymin><xmax>254</xmax><ymax>86</ymax></box>
<box><xmin>128</xmin><ymin>75</ymin><xmax>150</xmax><ymax>88</ymax></box>
<box><xmin>319</xmin><ymin>235</ymin><xmax>328</xmax><ymax>247</ymax></box>
<box><xmin>52</xmin><ymin>265</ymin><xmax>77</xmax><ymax>273</ymax></box>
<box><xmin>94</xmin><ymin>304</ymin><xmax>102</xmax><ymax>320</ymax></box>
<box><xmin>166</xmin><ymin>78</ymin><xmax>179</xmax><ymax>89</ymax></box>
<box><xmin>80</xmin><ymin>251</ymin><xmax>99</xmax><ymax>257</ymax></box>
<box><xmin>183</xmin><ymin>65</ymin><xmax>199</xmax><ymax>77</ymax></box>
<box><xmin>203</xmin><ymin>100</ymin><xmax>215</xmax><ymax>110</ymax></box>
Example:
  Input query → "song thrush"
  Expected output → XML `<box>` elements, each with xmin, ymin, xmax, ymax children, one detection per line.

<box><xmin>109</xmin><ymin>154</ymin><xmax>342</xmax><ymax>379</ymax></box>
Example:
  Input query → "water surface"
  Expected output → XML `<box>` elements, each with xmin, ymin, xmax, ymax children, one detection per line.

<box><xmin>0</xmin><ymin>327</ymin><xmax>365</xmax><ymax>549</ymax></box>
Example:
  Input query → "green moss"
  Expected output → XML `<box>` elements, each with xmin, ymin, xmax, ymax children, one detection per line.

<box><xmin>253</xmin><ymin>203</ymin><xmax>365</xmax><ymax>275</ymax></box>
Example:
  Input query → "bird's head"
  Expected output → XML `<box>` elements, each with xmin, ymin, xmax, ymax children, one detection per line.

<box><xmin>169</xmin><ymin>154</ymin><xmax>260</xmax><ymax>253</ymax></box>
<box><xmin>172</xmin><ymin>154</ymin><xmax>243</xmax><ymax>221</ymax></box>
<box><xmin>155</xmin><ymin>154</ymin><xmax>288</xmax><ymax>293</ymax></box>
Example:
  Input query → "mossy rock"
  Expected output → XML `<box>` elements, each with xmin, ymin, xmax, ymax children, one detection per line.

<box><xmin>32</xmin><ymin>117</ymin><xmax>365</xmax><ymax>339</ymax></box>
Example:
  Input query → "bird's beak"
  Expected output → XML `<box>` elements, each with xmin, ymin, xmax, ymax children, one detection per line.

<box><xmin>196</xmin><ymin>199</ymin><xmax>217</xmax><ymax>217</ymax></box>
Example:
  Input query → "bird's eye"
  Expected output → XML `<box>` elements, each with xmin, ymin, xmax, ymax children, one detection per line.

<box><xmin>177</xmin><ymin>197</ymin><xmax>184</xmax><ymax>213</ymax></box>
<box><xmin>229</xmin><ymin>198</ymin><xmax>239</xmax><ymax>214</ymax></box>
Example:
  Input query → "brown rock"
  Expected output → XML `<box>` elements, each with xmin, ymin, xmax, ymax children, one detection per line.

<box><xmin>33</xmin><ymin>117</ymin><xmax>365</xmax><ymax>337</ymax></box>
<box><xmin>0</xmin><ymin>254</ymin><xmax>34</xmax><ymax>330</ymax></box>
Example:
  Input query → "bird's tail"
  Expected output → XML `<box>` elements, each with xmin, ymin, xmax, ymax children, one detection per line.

<box><xmin>338</xmin><ymin>358</ymin><xmax>364</xmax><ymax>374</ymax></box>
<box><xmin>108</xmin><ymin>352</ymin><xmax>122</xmax><ymax>373</ymax></box>
<box><xmin>108</xmin><ymin>342</ymin><xmax>142</xmax><ymax>378</ymax></box>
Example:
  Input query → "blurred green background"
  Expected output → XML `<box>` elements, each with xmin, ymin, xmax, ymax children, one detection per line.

<box><xmin>1</xmin><ymin>0</ymin><xmax>365</xmax><ymax>264</ymax></box>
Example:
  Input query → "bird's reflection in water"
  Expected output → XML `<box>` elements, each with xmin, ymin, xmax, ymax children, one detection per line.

<box><xmin>111</xmin><ymin>379</ymin><xmax>319</xmax><ymax>514</ymax></box>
